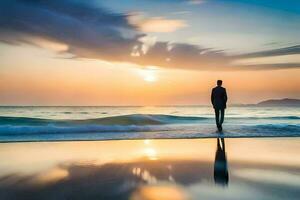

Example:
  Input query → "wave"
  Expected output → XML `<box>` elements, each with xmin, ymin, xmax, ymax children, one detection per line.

<box><xmin>0</xmin><ymin>114</ymin><xmax>299</xmax><ymax>141</ymax></box>
<box><xmin>0</xmin><ymin>124</ymin><xmax>299</xmax><ymax>142</ymax></box>
<box><xmin>0</xmin><ymin>114</ymin><xmax>299</xmax><ymax>126</ymax></box>
<box><xmin>0</xmin><ymin>124</ymin><xmax>172</xmax><ymax>135</ymax></box>
<box><xmin>0</xmin><ymin>114</ymin><xmax>207</xmax><ymax>126</ymax></box>
<box><xmin>245</xmin><ymin>116</ymin><xmax>300</xmax><ymax>120</ymax></box>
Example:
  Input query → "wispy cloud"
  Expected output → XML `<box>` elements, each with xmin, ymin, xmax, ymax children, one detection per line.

<box><xmin>188</xmin><ymin>0</ymin><xmax>206</xmax><ymax>5</ymax></box>
<box><xmin>0</xmin><ymin>0</ymin><xmax>299</xmax><ymax>71</ymax></box>
<box><xmin>235</xmin><ymin>45</ymin><xmax>300</xmax><ymax>58</ymax></box>
<box><xmin>130</xmin><ymin>16</ymin><xmax>187</xmax><ymax>33</ymax></box>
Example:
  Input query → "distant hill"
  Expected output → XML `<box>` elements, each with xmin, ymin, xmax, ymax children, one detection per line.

<box><xmin>257</xmin><ymin>98</ymin><xmax>300</xmax><ymax>106</ymax></box>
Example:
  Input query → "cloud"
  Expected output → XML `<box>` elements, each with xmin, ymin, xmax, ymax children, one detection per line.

<box><xmin>188</xmin><ymin>0</ymin><xmax>206</xmax><ymax>5</ymax></box>
<box><xmin>130</xmin><ymin>42</ymin><xmax>232</xmax><ymax>70</ymax></box>
<box><xmin>235</xmin><ymin>45</ymin><xmax>300</xmax><ymax>58</ymax></box>
<box><xmin>232</xmin><ymin>54</ymin><xmax>300</xmax><ymax>66</ymax></box>
<box><xmin>0</xmin><ymin>0</ymin><xmax>141</xmax><ymax>61</ymax></box>
<box><xmin>231</xmin><ymin>46</ymin><xmax>300</xmax><ymax>70</ymax></box>
<box><xmin>127</xmin><ymin>12</ymin><xmax>187</xmax><ymax>33</ymax></box>
<box><xmin>232</xmin><ymin>63</ymin><xmax>300</xmax><ymax>71</ymax></box>
<box><xmin>0</xmin><ymin>0</ymin><xmax>299</xmax><ymax>71</ymax></box>
<box><xmin>132</xmin><ymin>17</ymin><xmax>187</xmax><ymax>33</ymax></box>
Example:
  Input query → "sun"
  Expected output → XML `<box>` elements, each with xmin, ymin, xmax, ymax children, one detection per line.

<box><xmin>138</xmin><ymin>67</ymin><xmax>158</xmax><ymax>82</ymax></box>
<box><xmin>144</xmin><ymin>74</ymin><xmax>157</xmax><ymax>82</ymax></box>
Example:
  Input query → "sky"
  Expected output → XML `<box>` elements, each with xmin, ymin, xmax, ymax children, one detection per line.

<box><xmin>0</xmin><ymin>0</ymin><xmax>299</xmax><ymax>106</ymax></box>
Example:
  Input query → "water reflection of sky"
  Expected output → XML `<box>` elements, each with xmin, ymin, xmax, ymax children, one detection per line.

<box><xmin>0</xmin><ymin>138</ymin><xmax>299</xmax><ymax>200</ymax></box>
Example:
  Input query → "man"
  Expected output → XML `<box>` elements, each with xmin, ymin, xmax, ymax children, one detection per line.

<box><xmin>211</xmin><ymin>80</ymin><xmax>227</xmax><ymax>131</ymax></box>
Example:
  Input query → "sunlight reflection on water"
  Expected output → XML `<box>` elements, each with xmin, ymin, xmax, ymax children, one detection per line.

<box><xmin>0</xmin><ymin>138</ymin><xmax>299</xmax><ymax>200</ymax></box>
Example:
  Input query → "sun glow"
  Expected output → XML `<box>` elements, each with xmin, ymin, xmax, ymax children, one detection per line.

<box><xmin>138</xmin><ymin>68</ymin><xmax>158</xmax><ymax>82</ymax></box>
<box><xmin>144</xmin><ymin>147</ymin><xmax>157</xmax><ymax>160</ymax></box>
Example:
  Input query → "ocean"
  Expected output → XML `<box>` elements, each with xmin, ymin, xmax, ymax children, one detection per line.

<box><xmin>0</xmin><ymin>106</ymin><xmax>299</xmax><ymax>142</ymax></box>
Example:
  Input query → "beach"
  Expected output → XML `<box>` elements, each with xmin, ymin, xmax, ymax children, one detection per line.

<box><xmin>1</xmin><ymin>0</ymin><xmax>300</xmax><ymax>199</ymax></box>
<box><xmin>0</xmin><ymin>137</ymin><xmax>299</xmax><ymax>200</ymax></box>
<box><xmin>0</xmin><ymin>106</ymin><xmax>299</xmax><ymax>199</ymax></box>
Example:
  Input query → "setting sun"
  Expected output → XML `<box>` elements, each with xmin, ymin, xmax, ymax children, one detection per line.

<box><xmin>138</xmin><ymin>68</ymin><xmax>158</xmax><ymax>82</ymax></box>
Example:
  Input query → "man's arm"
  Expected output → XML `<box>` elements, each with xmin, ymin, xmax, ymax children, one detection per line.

<box><xmin>224</xmin><ymin>89</ymin><xmax>228</xmax><ymax>103</ymax></box>
<box><xmin>211</xmin><ymin>89</ymin><xmax>214</xmax><ymax>105</ymax></box>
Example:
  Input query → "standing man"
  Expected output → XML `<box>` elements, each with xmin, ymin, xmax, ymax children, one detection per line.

<box><xmin>211</xmin><ymin>80</ymin><xmax>227</xmax><ymax>131</ymax></box>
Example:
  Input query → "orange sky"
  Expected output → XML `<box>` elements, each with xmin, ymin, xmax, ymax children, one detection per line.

<box><xmin>0</xmin><ymin>44</ymin><xmax>299</xmax><ymax>106</ymax></box>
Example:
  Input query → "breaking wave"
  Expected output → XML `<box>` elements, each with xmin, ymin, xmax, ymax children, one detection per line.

<box><xmin>0</xmin><ymin>114</ymin><xmax>299</xmax><ymax>141</ymax></box>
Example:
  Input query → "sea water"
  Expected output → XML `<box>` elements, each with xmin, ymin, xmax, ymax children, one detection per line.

<box><xmin>0</xmin><ymin>106</ymin><xmax>299</xmax><ymax>141</ymax></box>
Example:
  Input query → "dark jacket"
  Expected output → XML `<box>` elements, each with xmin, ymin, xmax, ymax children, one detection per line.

<box><xmin>211</xmin><ymin>86</ymin><xmax>227</xmax><ymax>109</ymax></box>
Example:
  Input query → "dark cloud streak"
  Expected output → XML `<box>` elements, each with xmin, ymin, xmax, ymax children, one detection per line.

<box><xmin>0</xmin><ymin>0</ymin><xmax>141</xmax><ymax>61</ymax></box>
<box><xmin>236</xmin><ymin>45</ymin><xmax>300</xmax><ymax>58</ymax></box>
<box><xmin>0</xmin><ymin>0</ymin><xmax>299</xmax><ymax>71</ymax></box>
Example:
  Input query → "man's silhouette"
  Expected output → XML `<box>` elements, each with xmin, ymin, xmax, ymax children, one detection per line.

<box><xmin>211</xmin><ymin>80</ymin><xmax>227</xmax><ymax>131</ymax></box>
<box><xmin>214</xmin><ymin>138</ymin><xmax>229</xmax><ymax>186</ymax></box>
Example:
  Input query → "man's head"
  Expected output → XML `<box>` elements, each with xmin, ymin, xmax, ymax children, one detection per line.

<box><xmin>217</xmin><ymin>80</ymin><xmax>223</xmax><ymax>86</ymax></box>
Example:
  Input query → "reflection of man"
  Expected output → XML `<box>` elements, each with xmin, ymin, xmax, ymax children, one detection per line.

<box><xmin>211</xmin><ymin>80</ymin><xmax>227</xmax><ymax>131</ymax></box>
<box><xmin>214</xmin><ymin>138</ymin><xmax>229</xmax><ymax>186</ymax></box>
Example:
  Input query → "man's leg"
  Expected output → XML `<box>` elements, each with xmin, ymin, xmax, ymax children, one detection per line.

<box><xmin>214</xmin><ymin>109</ymin><xmax>220</xmax><ymax>127</ymax></box>
<box><xmin>220</xmin><ymin>109</ymin><xmax>225</xmax><ymax>125</ymax></box>
<box><xmin>220</xmin><ymin>138</ymin><xmax>225</xmax><ymax>151</ymax></box>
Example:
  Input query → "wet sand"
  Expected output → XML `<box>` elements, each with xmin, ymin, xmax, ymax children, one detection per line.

<box><xmin>0</xmin><ymin>138</ymin><xmax>299</xmax><ymax>200</ymax></box>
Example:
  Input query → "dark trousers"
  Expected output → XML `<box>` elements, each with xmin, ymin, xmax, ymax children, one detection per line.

<box><xmin>214</xmin><ymin>109</ymin><xmax>225</xmax><ymax>127</ymax></box>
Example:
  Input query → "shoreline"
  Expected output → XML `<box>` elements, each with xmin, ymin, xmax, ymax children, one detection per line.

<box><xmin>0</xmin><ymin>135</ymin><xmax>299</xmax><ymax>143</ymax></box>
